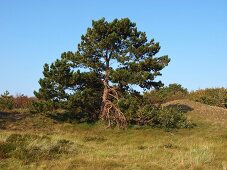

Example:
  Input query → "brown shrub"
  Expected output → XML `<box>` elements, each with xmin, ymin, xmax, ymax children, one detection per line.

<box><xmin>13</xmin><ymin>94</ymin><xmax>37</xmax><ymax>109</ymax></box>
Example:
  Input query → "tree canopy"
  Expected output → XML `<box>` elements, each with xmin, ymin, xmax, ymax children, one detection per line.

<box><xmin>35</xmin><ymin>18</ymin><xmax>170</xmax><ymax>127</ymax></box>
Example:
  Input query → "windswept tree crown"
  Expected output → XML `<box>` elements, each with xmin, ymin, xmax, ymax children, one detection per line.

<box><xmin>66</xmin><ymin>18</ymin><xmax>170</xmax><ymax>91</ymax></box>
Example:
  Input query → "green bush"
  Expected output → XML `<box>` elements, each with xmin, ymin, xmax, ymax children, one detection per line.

<box><xmin>118</xmin><ymin>93</ymin><xmax>193</xmax><ymax>129</ymax></box>
<box><xmin>130</xmin><ymin>105</ymin><xmax>193</xmax><ymax>129</ymax></box>
<box><xmin>0</xmin><ymin>91</ymin><xmax>14</xmax><ymax>111</ymax></box>
<box><xmin>144</xmin><ymin>83</ymin><xmax>188</xmax><ymax>106</ymax></box>
<box><xmin>189</xmin><ymin>88</ymin><xmax>227</xmax><ymax>108</ymax></box>
<box><xmin>157</xmin><ymin>107</ymin><xmax>193</xmax><ymax>129</ymax></box>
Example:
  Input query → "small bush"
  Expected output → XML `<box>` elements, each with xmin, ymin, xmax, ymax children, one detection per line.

<box><xmin>0</xmin><ymin>91</ymin><xmax>37</xmax><ymax>111</ymax></box>
<box><xmin>118</xmin><ymin>91</ymin><xmax>193</xmax><ymax>129</ymax></box>
<box><xmin>0</xmin><ymin>91</ymin><xmax>14</xmax><ymax>111</ymax></box>
<box><xmin>144</xmin><ymin>83</ymin><xmax>188</xmax><ymax>105</ymax></box>
<box><xmin>13</xmin><ymin>94</ymin><xmax>36</xmax><ymax>109</ymax></box>
<box><xmin>132</xmin><ymin>105</ymin><xmax>193</xmax><ymax>129</ymax></box>
<box><xmin>162</xmin><ymin>143</ymin><xmax>178</xmax><ymax>149</ymax></box>
<box><xmin>156</xmin><ymin>107</ymin><xmax>193</xmax><ymax>129</ymax></box>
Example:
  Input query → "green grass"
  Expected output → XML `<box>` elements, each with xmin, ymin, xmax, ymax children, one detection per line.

<box><xmin>0</xmin><ymin>100</ymin><xmax>227</xmax><ymax>170</ymax></box>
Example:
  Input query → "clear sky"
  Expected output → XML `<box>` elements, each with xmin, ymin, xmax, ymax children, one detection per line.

<box><xmin>0</xmin><ymin>0</ymin><xmax>227</xmax><ymax>96</ymax></box>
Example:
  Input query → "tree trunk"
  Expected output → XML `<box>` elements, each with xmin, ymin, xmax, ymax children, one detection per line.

<box><xmin>100</xmin><ymin>62</ymin><xmax>110</xmax><ymax>118</ymax></box>
<box><xmin>100</xmin><ymin>53</ymin><xmax>127</xmax><ymax>128</ymax></box>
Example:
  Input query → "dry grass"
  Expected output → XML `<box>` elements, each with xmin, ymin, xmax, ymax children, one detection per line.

<box><xmin>165</xmin><ymin>99</ymin><xmax>227</xmax><ymax>126</ymax></box>
<box><xmin>0</xmin><ymin>100</ymin><xmax>226</xmax><ymax>170</ymax></box>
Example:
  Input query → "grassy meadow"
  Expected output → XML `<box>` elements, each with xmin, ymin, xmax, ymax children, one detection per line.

<box><xmin>0</xmin><ymin>100</ymin><xmax>226</xmax><ymax>170</ymax></box>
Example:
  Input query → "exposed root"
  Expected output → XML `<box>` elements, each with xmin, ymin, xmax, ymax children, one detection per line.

<box><xmin>102</xmin><ymin>100</ymin><xmax>127</xmax><ymax>128</ymax></box>
<box><xmin>101</xmin><ymin>86</ymin><xmax>127</xmax><ymax>128</ymax></box>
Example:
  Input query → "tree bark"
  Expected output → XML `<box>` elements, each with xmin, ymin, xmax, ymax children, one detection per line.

<box><xmin>100</xmin><ymin>51</ymin><xmax>127</xmax><ymax>128</ymax></box>
<box><xmin>101</xmin><ymin>52</ymin><xmax>110</xmax><ymax>118</ymax></box>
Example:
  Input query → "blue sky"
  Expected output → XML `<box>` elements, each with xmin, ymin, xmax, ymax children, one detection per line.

<box><xmin>0</xmin><ymin>0</ymin><xmax>227</xmax><ymax>96</ymax></box>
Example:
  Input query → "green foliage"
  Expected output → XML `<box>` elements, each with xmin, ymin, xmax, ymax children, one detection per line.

<box><xmin>76</xmin><ymin>18</ymin><xmax>170</xmax><ymax>90</ymax></box>
<box><xmin>189</xmin><ymin>88</ymin><xmax>227</xmax><ymax>108</ymax></box>
<box><xmin>65</xmin><ymin>88</ymin><xmax>102</xmax><ymax>122</ymax></box>
<box><xmin>29</xmin><ymin>100</ymin><xmax>56</xmax><ymax>114</ymax></box>
<box><xmin>132</xmin><ymin>105</ymin><xmax>193</xmax><ymax>129</ymax></box>
<box><xmin>0</xmin><ymin>91</ymin><xmax>14</xmax><ymax>110</ymax></box>
<box><xmin>118</xmin><ymin>93</ymin><xmax>193</xmax><ymax>129</ymax></box>
<box><xmin>156</xmin><ymin>107</ymin><xmax>193</xmax><ymax>129</ymax></box>
<box><xmin>34</xmin><ymin>57</ymin><xmax>103</xmax><ymax>121</ymax></box>
<box><xmin>118</xmin><ymin>93</ymin><xmax>143</xmax><ymax>119</ymax></box>
<box><xmin>144</xmin><ymin>83</ymin><xmax>188</xmax><ymax>105</ymax></box>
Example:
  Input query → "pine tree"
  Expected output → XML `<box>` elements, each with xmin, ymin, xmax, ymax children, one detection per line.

<box><xmin>35</xmin><ymin>18</ymin><xmax>170</xmax><ymax>127</ymax></box>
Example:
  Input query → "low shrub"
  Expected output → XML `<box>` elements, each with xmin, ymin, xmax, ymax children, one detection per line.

<box><xmin>0</xmin><ymin>134</ymin><xmax>75</xmax><ymax>163</ymax></box>
<box><xmin>144</xmin><ymin>83</ymin><xmax>188</xmax><ymax>106</ymax></box>
<box><xmin>13</xmin><ymin>94</ymin><xmax>36</xmax><ymax>109</ymax></box>
<box><xmin>156</xmin><ymin>106</ymin><xmax>194</xmax><ymax>129</ymax></box>
<box><xmin>0</xmin><ymin>91</ymin><xmax>37</xmax><ymax>111</ymax></box>
<box><xmin>118</xmin><ymin>93</ymin><xmax>194</xmax><ymax>129</ymax></box>
<box><xmin>0</xmin><ymin>91</ymin><xmax>14</xmax><ymax>111</ymax></box>
<box><xmin>130</xmin><ymin>105</ymin><xmax>194</xmax><ymax>129</ymax></box>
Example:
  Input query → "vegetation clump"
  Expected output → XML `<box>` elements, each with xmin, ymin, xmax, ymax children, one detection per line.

<box><xmin>189</xmin><ymin>88</ymin><xmax>227</xmax><ymax>108</ymax></box>
<box><xmin>0</xmin><ymin>91</ymin><xmax>36</xmax><ymax>111</ymax></box>
<box><xmin>0</xmin><ymin>134</ymin><xmax>76</xmax><ymax>163</ymax></box>
<box><xmin>0</xmin><ymin>91</ymin><xmax>14</xmax><ymax>111</ymax></box>
<box><xmin>118</xmin><ymin>93</ymin><xmax>194</xmax><ymax>129</ymax></box>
